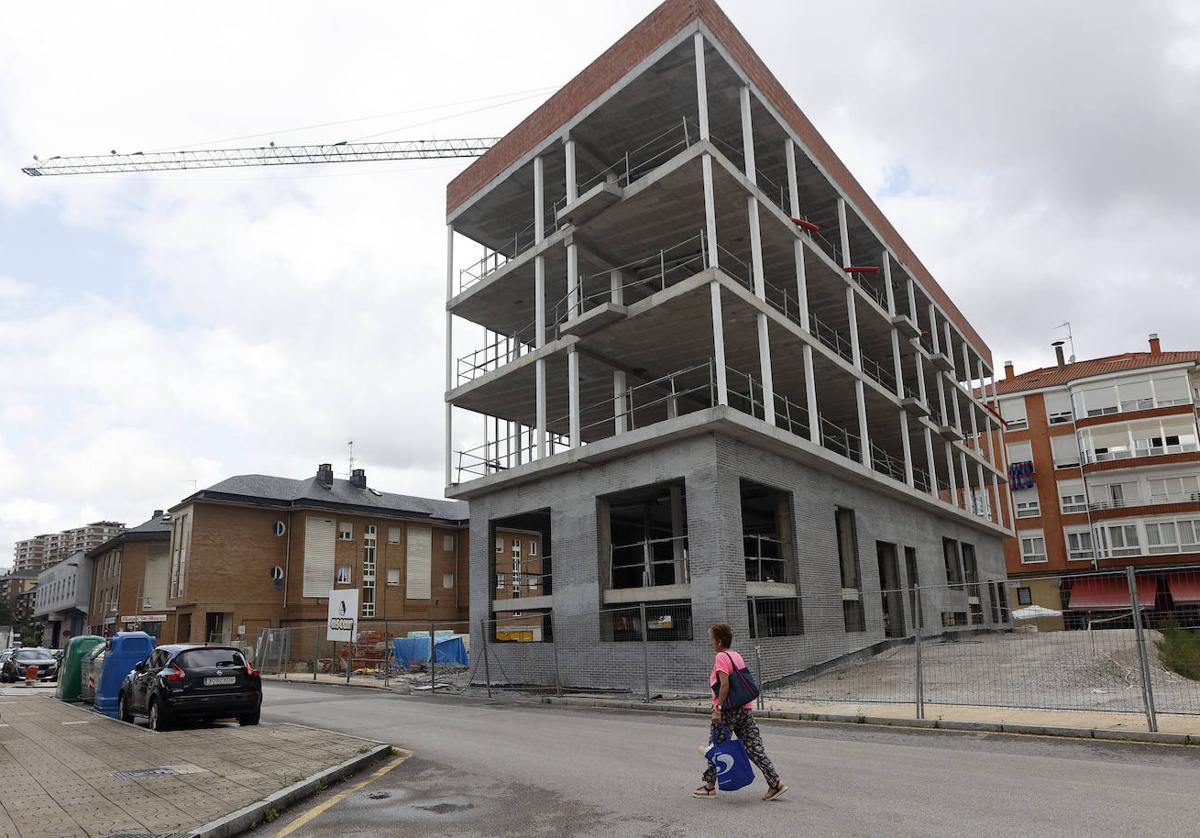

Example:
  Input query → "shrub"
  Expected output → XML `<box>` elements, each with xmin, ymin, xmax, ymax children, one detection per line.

<box><xmin>1157</xmin><ymin>625</ymin><xmax>1200</xmax><ymax>681</ymax></box>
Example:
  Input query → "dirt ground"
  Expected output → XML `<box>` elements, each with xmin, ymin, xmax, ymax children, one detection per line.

<box><xmin>770</xmin><ymin>628</ymin><xmax>1200</xmax><ymax>714</ymax></box>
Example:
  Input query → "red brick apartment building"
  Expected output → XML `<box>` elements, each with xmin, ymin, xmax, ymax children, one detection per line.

<box><xmin>165</xmin><ymin>464</ymin><xmax>468</xmax><ymax>646</ymax></box>
<box><xmin>87</xmin><ymin>512</ymin><xmax>174</xmax><ymax>639</ymax></box>
<box><xmin>995</xmin><ymin>335</ymin><xmax>1200</xmax><ymax>627</ymax></box>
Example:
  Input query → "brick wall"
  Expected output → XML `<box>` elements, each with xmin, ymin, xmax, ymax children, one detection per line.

<box><xmin>467</xmin><ymin>431</ymin><xmax>1006</xmax><ymax>692</ymax></box>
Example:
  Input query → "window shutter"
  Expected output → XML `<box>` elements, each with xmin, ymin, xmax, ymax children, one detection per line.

<box><xmin>406</xmin><ymin>526</ymin><xmax>432</xmax><ymax>600</ymax></box>
<box><xmin>303</xmin><ymin>517</ymin><xmax>336</xmax><ymax>597</ymax></box>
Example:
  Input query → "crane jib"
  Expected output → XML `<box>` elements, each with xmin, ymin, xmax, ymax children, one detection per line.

<box><xmin>21</xmin><ymin>138</ymin><xmax>500</xmax><ymax>176</ymax></box>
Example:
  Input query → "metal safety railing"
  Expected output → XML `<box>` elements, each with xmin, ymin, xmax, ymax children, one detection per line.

<box><xmin>608</xmin><ymin>536</ymin><xmax>690</xmax><ymax>590</ymax></box>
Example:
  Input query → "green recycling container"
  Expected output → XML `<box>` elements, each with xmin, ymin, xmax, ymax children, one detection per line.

<box><xmin>56</xmin><ymin>635</ymin><xmax>104</xmax><ymax>701</ymax></box>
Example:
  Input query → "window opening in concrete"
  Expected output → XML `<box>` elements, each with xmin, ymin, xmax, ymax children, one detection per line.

<box><xmin>602</xmin><ymin>601</ymin><xmax>692</xmax><ymax>643</ymax></box>
<box><xmin>741</xmin><ymin>480</ymin><xmax>794</xmax><ymax>585</ymax></box>
<box><xmin>603</xmin><ymin>481</ymin><xmax>688</xmax><ymax>592</ymax></box>
<box><xmin>876</xmin><ymin>541</ymin><xmax>905</xmax><ymax>638</ymax></box>
<box><xmin>748</xmin><ymin>597</ymin><xmax>803</xmax><ymax>638</ymax></box>
<box><xmin>836</xmin><ymin>507</ymin><xmax>865</xmax><ymax>632</ymax></box>
<box><xmin>904</xmin><ymin>546</ymin><xmax>922</xmax><ymax>629</ymax></box>
<box><xmin>489</xmin><ymin>510</ymin><xmax>551</xmax><ymax>643</ymax></box>
<box><xmin>961</xmin><ymin>542</ymin><xmax>982</xmax><ymax>624</ymax></box>
<box><xmin>942</xmin><ymin>538</ymin><xmax>964</xmax><ymax>589</ymax></box>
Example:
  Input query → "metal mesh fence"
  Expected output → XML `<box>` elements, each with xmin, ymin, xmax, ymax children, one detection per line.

<box><xmin>245</xmin><ymin>566</ymin><xmax>1200</xmax><ymax>732</ymax></box>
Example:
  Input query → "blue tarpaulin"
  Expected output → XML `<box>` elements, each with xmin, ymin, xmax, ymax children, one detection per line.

<box><xmin>392</xmin><ymin>635</ymin><xmax>469</xmax><ymax>670</ymax></box>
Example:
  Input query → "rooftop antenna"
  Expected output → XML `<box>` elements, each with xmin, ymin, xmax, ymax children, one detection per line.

<box><xmin>1053</xmin><ymin>321</ymin><xmax>1076</xmax><ymax>363</ymax></box>
<box><xmin>182</xmin><ymin>479</ymin><xmax>197</xmax><ymax>493</ymax></box>
<box><xmin>348</xmin><ymin>440</ymin><xmax>355</xmax><ymax>476</ymax></box>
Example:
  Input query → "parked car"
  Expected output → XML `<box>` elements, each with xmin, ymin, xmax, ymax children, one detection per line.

<box><xmin>0</xmin><ymin>647</ymin><xmax>58</xmax><ymax>682</ymax></box>
<box><xmin>118</xmin><ymin>644</ymin><xmax>261</xmax><ymax>731</ymax></box>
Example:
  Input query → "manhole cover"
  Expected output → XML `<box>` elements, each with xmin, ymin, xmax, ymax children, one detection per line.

<box><xmin>112</xmin><ymin>768</ymin><xmax>178</xmax><ymax>780</ymax></box>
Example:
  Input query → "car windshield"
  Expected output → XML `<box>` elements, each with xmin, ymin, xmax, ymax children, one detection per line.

<box><xmin>14</xmin><ymin>649</ymin><xmax>49</xmax><ymax>661</ymax></box>
<box><xmin>177</xmin><ymin>648</ymin><xmax>245</xmax><ymax>669</ymax></box>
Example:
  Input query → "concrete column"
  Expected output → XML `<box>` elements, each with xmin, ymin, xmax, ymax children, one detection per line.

<box><xmin>710</xmin><ymin>281</ymin><xmax>728</xmax><ymax>405</ymax></box>
<box><xmin>847</xmin><ymin>286</ymin><xmax>861</xmax><ymax>369</ymax></box>
<box><xmin>900</xmin><ymin>411</ymin><xmax>914</xmax><ymax>488</ymax></box>
<box><xmin>837</xmin><ymin>197</ymin><xmax>852</xmax><ymax>269</ymax></box>
<box><xmin>445</xmin><ymin>224</ymin><xmax>454</xmax><ymax>486</ymax></box>
<box><xmin>740</xmin><ymin>87</ymin><xmax>774</xmax><ymax>425</ymax></box>
<box><xmin>856</xmin><ymin>380</ymin><xmax>870</xmax><ymax>467</ymax></box>
<box><xmin>915</xmin><ymin>352</ymin><xmax>928</xmax><ymax>405</ymax></box>
<box><xmin>936</xmin><ymin>375</ymin><xmax>948</xmax><ymax>426</ymax></box>
<box><xmin>950</xmin><ymin>376</ymin><xmax>964</xmax><ymax>433</ymax></box>
<box><xmin>944</xmin><ymin>322</ymin><xmax>956</xmax><ymax>376</ymax></box>
<box><xmin>923</xmin><ymin>427</ymin><xmax>938</xmax><ymax>496</ymax></box>
<box><xmin>907</xmin><ymin>278</ymin><xmax>918</xmax><ymax>322</ymax></box>
<box><xmin>967</xmin><ymin>386</ymin><xmax>980</xmax><ymax>449</ymax></box>
<box><xmin>785</xmin><ymin>140</ymin><xmax>810</xmax><ymax>330</ymax></box>
<box><xmin>694</xmin><ymin>33</ymin><xmax>709</xmax><ymax>141</ymax></box>
<box><xmin>959</xmin><ymin>451</ymin><xmax>972</xmax><ymax>512</ymax></box>
<box><xmin>890</xmin><ymin>331</ymin><xmax>904</xmax><ymax>398</ymax></box>
<box><xmin>977</xmin><ymin>463</ymin><xmax>988</xmax><ymax>517</ymax></box>
<box><xmin>882</xmin><ymin>252</ymin><xmax>896</xmax><ymax>316</ymax></box>
<box><xmin>670</xmin><ymin>485</ymin><xmax>687</xmax><ymax>582</ymax></box>
<box><xmin>613</xmin><ymin>370</ymin><xmax>628</xmax><ymax>435</ymax></box>
<box><xmin>566</xmin><ymin>239</ymin><xmax>580</xmax><ymax>318</ymax></box>
<box><xmin>564</xmin><ymin>138</ymin><xmax>578</xmax><ymax>205</ymax></box>
<box><xmin>534</xmin><ymin>155</ymin><xmax>548</xmax><ymax>458</ymax></box>
<box><xmin>702</xmin><ymin>155</ymin><xmax>719</xmax><ymax>270</ymax></box>
<box><xmin>803</xmin><ymin>345</ymin><xmax>819</xmax><ymax>444</ymax></box>
<box><xmin>610</xmin><ymin>269</ymin><xmax>624</xmax><ymax>305</ymax></box>
<box><xmin>991</xmin><ymin>472</ymin><xmax>1003</xmax><ymax>525</ymax></box>
<box><xmin>568</xmin><ymin>348</ymin><xmax>580</xmax><ymax>448</ymax></box>
<box><xmin>929</xmin><ymin>303</ymin><xmax>940</xmax><ymax>353</ymax></box>
<box><xmin>945</xmin><ymin>441</ymin><xmax>958</xmax><ymax>505</ymax></box>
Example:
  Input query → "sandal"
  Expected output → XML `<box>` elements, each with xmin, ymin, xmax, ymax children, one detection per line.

<box><xmin>762</xmin><ymin>782</ymin><xmax>789</xmax><ymax>802</ymax></box>
<box><xmin>692</xmin><ymin>785</ymin><xmax>716</xmax><ymax>799</ymax></box>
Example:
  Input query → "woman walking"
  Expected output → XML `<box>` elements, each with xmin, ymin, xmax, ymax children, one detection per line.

<box><xmin>693</xmin><ymin>622</ymin><xmax>788</xmax><ymax>801</ymax></box>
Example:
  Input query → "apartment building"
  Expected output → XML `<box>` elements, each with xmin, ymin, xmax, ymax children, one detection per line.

<box><xmin>444</xmin><ymin>0</ymin><xmax>1012</xmax><ymax>689</ymax></box>
<box><xmin>165</xmin><ymin>464</ymin><xmax>468</xmax><ymax>646</ymax></box>
<box><xmin>0</xmin><ymin>570</ymin><xmax>39</xmax><ymax>631</ymax></box>
<box><xmin>33</xmin><ymin>551</ymin><xmax>92</xmax><ymax>647</ymax></box>
<box><xmin>86</xmin><ymin>512</ymin><xmax>174</xmax><ymax>639</ymax></box>
<box><xmin>13</xmin><ymin>521</ymin><xmax>125</xmax><ymax>573</ymax></box>
<box><xmin>997</xmin><ymin>334</ymin><xmax>1200</xmax><ymax>626</ymax></box>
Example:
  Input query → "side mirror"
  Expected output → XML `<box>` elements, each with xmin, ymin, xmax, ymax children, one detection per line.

<box><xmin>133</xmin><ymin>661</ymin><xmax>146</xmax><ymax>672</ymax></box>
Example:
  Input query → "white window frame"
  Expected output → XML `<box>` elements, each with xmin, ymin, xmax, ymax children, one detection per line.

<box><xmin>529</xmin><ymin>540</ymin><xmax>537</xmax><ymax>557</ymax></box>
<box><xmin>339</xmin><ymin>522</ymin><xmax>353</xmax><ymax>541</ymax></box>
<box><xmin>336</xmin><ymin>565</ymin><xmax>352</xmax><ymax>584</ymax></box>
<box><xmin>386</xmin><ymin>567</ymin><xmax>401</xmax><ymax>586</ymax></box>
<box><xmin>1013</xmin><ymin>491</ymin><xmax>1041</xmax><ymax>519</ymax></box>
<box><xmin>1019</xmin><ymin>533</ymin><xmax>1047</xmax><ymax>564</ymax></box>
<box><xmin>388</xmin><ymin>526</ymin><xmax>402</xmax><ymax>545</ymax></box>
<box><xmin>1065</xmin><ymin>528</ymin><xmax>1095</xmax><ymax>561</ymax></box>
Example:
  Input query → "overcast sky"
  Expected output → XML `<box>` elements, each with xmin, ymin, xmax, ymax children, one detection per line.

<box><xmin>2</xmin><ymin>1</ymin><xmax>1197</xmax><ymax>568</ymax></box>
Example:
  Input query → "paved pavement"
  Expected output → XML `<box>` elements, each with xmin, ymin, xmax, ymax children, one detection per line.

<box><xmin>0</xmin><ymin>692</ymin><xmax>377</xmax><ymax>838</ymax></box>
<box><xmin>259</xmin><ymin>681</ymin><xmax>1200</xmax><ymax>838</ymax></box>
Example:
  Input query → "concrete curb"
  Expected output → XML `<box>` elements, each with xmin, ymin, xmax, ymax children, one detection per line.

<box><xmin>533</xmin><ymin>696</ymin><xmax>1199</xmax><ymax>747</ymax></box>
<box><xmin>183</xmin><ymin>742</ymin><xmax>392</xmax><ymax>838</ymax></box>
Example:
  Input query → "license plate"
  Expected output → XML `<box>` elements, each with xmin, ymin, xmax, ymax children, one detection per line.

<box><xmin>203</xmin><ymin>676</ymin><xmax>236</xmax><ymax>686</ymax></box>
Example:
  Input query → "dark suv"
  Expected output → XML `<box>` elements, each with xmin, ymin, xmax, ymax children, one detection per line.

<box><xmin>118</xmin><ymin>645</ymin><xmax>261</xmax><ymax>731</ymax></box>
<box><xmin>0</xmin><ymin>647</ymin><xmax>58</xmax><ymax>682</ymax></box>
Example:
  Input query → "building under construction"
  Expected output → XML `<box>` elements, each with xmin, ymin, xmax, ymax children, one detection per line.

<box><xmin>444</xmin><ymin>0</ymin><xmax>1013</xmax><ymax>689</ymax></box>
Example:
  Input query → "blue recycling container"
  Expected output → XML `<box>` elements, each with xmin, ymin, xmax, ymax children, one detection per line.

<box><xmin>93</xmin><ymin>631</ymin><xmax>155</xmax><ymax>718</ymax></box>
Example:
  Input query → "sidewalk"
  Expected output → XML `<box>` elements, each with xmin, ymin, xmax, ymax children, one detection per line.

<box><xmin>0</xmin><ymin>692</ymin><xmax>384</xmax><ymax>838</ymax></box>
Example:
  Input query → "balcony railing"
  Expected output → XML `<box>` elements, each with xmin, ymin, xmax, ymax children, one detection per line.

<box><xmin>576</xmin><ymin>116</ymin><xmax>698</xmax><ymax>195</ymax></box>
<box><xmin>744</xmin><ymin>534</ymin><xmax>789</xmax><ymax>584</ymax></box>
<box><xmin>1082</xmin><ymin>442</ymin><xmax>1199</xmax><ymax>464</ymax></box>
<box><xmin>456</xmin><ymin>320</ymin><xmax>539</xmax><ymax>384</ymax></box>
<box><xmin>609</xmin><ymin>535</ymin><xmax>690</xmax><ymax>589</ymax></box>
<box><xmin>1089</xmin><ymin>490</ymin><xmax>1200</xmax><ymax>511</ymax></box>
<box><xmin>870</xmin><ymin>442</ymin><xmax>906</xmax><ymax>483</ymax></box>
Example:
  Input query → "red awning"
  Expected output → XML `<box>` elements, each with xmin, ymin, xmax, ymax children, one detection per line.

<box><xmin>1166</xmin><ymin>572</ymin><xmax>1200</xmax><ymax>604</ymax></box>
<box><xmin>1068</xmin><ymin>575</ymin><xmax>1155</xmax><ymax>610</ymax></box>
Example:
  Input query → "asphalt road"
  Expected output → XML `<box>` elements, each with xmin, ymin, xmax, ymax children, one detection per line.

<box><xmin>258</xmin><ymin>682</ymin><xmax>1200</xmax><ymax>837</ymax></box>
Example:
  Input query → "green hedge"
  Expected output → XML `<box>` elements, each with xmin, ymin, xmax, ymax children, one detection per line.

<box><xmin>1157</xmin><ymin>625</ymin><xmax>1200</xmax><ymax>682</ymax></box>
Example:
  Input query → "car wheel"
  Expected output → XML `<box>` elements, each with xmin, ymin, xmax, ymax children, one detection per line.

<box><xmin>238</xmin><ymin>711</ymin><xmax>260</xmax><ymax>726</ymax></box>
<box><xmin>117</xmin><ymin>692</ymin><xmax>134</xmax><ymax>724</ymax></box>
<box><xmin>148</xmin><ymin>698</ymin><xmax>171</xmax><ymax>732</ymax></box>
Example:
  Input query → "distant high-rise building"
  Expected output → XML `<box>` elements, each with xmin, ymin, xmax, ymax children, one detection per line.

<box><xmin>12</xmin><ymin>521</ymin><xmax>125</xmax><ymax>572</ymax></box>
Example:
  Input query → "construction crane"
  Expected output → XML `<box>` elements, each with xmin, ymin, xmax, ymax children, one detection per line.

<box><xmin>20</xmin><ymin>137</ymin><xmax>499</xmax><ymax>176</ymax></box>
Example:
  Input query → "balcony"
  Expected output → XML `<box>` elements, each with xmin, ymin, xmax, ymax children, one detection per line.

<box><xmin>1089</xmin><ymin>490</ymin><xmax>1200</xmax><ymax>512</ymax></box>
<box><xmin>1082</xmin><ymin>441</ymin><xmax>1199</xmax><ymax>465</ymax></box>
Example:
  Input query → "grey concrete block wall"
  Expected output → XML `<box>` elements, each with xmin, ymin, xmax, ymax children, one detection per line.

<box><xmin>468</xmin><ymin>430</ymin><xmax>1007</xmax><ymax>694</ymax></box>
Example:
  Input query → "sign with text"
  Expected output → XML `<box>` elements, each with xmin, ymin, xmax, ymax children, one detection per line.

<box><xmin>326</xmin><ymin>589</ymin><xmax>359</xmax><ymax>642</ymax></box>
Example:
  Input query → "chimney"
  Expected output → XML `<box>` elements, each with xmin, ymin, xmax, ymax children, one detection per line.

<box><xmin>1149</xmin><ymin>333</ymin><xmax>1162</xmax><ymax>355</ymax></box>
<box><xmin>316</xmin><ymin>463</ymin><xmax>334</xmax><ymax>487</ymax></box>
<box><xmin>1052</xmin><ymin>340</ymin><xmax>1066</xmax><ymax>368</ymax></box>
<box><xmin>152</xmin><ymin>509</ymin><xmax>163</xmax><ymax>519</ymax></box>
<box><xmin>1004</xmin><ymin>360</ymin><xmax>1015</xmax><ymax>380</ymax></box>
<box><xmin>350</xmin><ymin>468</ymin><xmax>367</xmax><ymax>489</ymax></box>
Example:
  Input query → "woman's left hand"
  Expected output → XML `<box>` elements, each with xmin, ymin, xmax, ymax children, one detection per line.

<box><xmin>710</xmin><ymin>709</ymin><xmax>722</xmax><ymax>724</ymax></box>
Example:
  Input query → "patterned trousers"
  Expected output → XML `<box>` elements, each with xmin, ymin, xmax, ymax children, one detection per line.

<box><xmin>702</xmin><ymin>707</ymin><xmax>780</xmax><ymax>787</ymax></box>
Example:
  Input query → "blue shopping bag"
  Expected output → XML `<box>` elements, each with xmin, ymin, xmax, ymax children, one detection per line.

<box><xmin>705</xmin><ymin>724</ymin><xmax>755</xmax><ymax>791</ymax></box>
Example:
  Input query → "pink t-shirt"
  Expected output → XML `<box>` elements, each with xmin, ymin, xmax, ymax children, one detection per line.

<box><xmin>710</xmin><ymin>650</ymin><xmax>753</xmax><ymax>709</ymax></box>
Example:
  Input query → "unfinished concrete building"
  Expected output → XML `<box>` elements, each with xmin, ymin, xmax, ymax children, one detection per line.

<box><xmin>444</xmin><ymin>0</ymin><xmax>1013</xmax><ymax>690</ymax></box>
